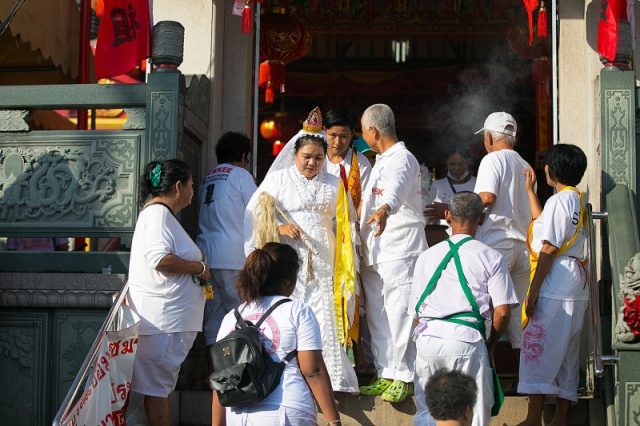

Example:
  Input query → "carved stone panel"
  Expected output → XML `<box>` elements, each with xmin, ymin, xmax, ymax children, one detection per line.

<box><xmin>148</xmin><ymin>91</ymin><xmax>178</xmax><ymax>161</ymax></box>
<box><xmin>603</xmin><ymin>88</ymin><xmax>634</xmax><ymax>188</ymax></box>
<box><xmin>0</xmin><ymin>110</ymin><xmax>30</xmax><ymax>132</ymax></box>
<box><xmin>0</xmin><ymin>312</ymin><xmax>49</xmax><ymax>426</ymax></box>
<box><xmin>0</xmin><ymin>131</ymin><xmax>142</xmax><ymax>236</ymax></box>
<box><xmin>626</xmin><ymin>382</ymin><xmax>640</xmax><ymax>425</ymax></box>
<box><xmin>51</xmin><ymin>310</ymin><xmax>106</xmax><ymax>414</ymax></box>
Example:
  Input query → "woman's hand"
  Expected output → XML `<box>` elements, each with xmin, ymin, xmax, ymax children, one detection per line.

<box><xmin>523</xmin><ymin>168</ymin><xmax>537</xmax><ymax>192</ymax></box>
<box><xmin>198</xmin><ymin>262</ymin><xmax>211</xmax><ymax>282</ymax></box>
<box><xmin>279</xmin><ymin>224</ymin><xmax>302</xmax><ymax>240</ymax></box>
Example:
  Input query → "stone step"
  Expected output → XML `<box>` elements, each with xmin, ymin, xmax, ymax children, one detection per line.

<box><xmin>168</xmin><ymin>391</ymin><xmax>601</xmax><ymax>426</ymax></box>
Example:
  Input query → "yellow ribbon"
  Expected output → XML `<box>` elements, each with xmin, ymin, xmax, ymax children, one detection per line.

<box><xmin>521</xmin><ymin>186</ymin><xmax>585</xmax><ymax>329</ymax></box>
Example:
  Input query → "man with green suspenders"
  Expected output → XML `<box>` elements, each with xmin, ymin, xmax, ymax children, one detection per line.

<box><xmin>410</xmin><ymin>192</ymin><xmax>519</xmax><ymax>425</ymax></box>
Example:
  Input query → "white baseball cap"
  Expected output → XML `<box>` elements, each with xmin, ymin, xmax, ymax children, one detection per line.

<box><xmin>474</xmin><ymin>112</ymin><xmax>517</xmax><ymax>136</ymax></box>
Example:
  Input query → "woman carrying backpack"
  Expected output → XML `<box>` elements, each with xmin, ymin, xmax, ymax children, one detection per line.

<box><xmin>211</xmin><ymin>242</ymin><xmax>341</xmax><ymax>426</ymax></box>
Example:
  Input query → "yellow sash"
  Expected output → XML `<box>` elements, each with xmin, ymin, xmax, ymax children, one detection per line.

<box><xmin>521</xmin><ymin>187</ymin><xmax>585</xmax><ymax>329</ymax></box>
<box><xmin>347</xmin><ymin>151</ymin><xmax>362</xmax><ymax>211</ymax></box>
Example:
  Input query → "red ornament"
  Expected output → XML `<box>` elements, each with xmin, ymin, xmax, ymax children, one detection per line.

<box><xmin>537</xmin><ymin>1</ymin><xmax>548</xmax><ymax>39</ymax></box>
<box><xmin>523</xmin><ymin>0</ymin><xmax>539</xmax><ymax>46</ymax></box>
<box><xmin>623</xmin><ymin>295</ymin><xmax>640</xmax><ymax>337</ymax></box>
<box><xmin>242</xmin><ymin>1</ymin><xmax>252</xmax><ymax>33</ymax></box>
<box><xmin>260</xmin><ymin>118</ymin><xmax>280</xmax><ymax>141</ymax></box>
<box><xmin>272</xmin><ymin>140</ymin><xmax>284</xmax><ymax>156</ymax></box>
<box><xmin>258</xmin><ymin>9</ymin><xmax>311</xmax><ymax>103</ymax></box>
<box><xmin>259</xmin><ymin>61</ymin><xmax>286</xmax><ymax>104</ymax></box>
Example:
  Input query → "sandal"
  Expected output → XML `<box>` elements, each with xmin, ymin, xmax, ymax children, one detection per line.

<box><xmin>381</xmin><ymin>380</ymin><xmax>413</xmax><ymax>403</ymax></box>
<box><xmin>359</xmin><ymin>378</ymin><xmax>393</xmax><ymax>396</ymax></box>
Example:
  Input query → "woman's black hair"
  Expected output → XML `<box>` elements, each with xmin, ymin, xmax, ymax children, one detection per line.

<box><xmin>545</xmin><ymin>144</ymin><xmax>587</xmax><ymax>186</ymax></box>
<box><xmin>139</xmin><ymin>159</ymin><xmax>191</xmax><ymax>206</ymax></box>
<box><xmin>215</xmin><ymin>131</ymin><xmax>252</xmax><ymax>164</ymax></box>
<box><xmin>324</xmin><ymin>108</ymin><xmax>356</xmax><ymax>131</ymax></box>
<box><xmin>294</xmin><ymin>134</ymin><xmax>328</xmax><ymax>154</ymax></box>
<box><xmin>236</xmin><ymin>242</ymin><xmax>300</xmax><ymax>304</ymax></box>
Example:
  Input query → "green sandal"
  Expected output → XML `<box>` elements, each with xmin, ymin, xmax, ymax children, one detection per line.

<box><xmin>359</xmin><ymin>378</ymin><xmax>393</xmax><ymax>396</ymax></box>
<box><xmin>380</xmin><ymin>380</ymin><xmax>414</xmax><ymax>403</ymax></box>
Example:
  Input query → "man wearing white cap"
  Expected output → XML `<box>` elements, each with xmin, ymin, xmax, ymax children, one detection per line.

<box><xmin>473</xmin><ymin>112</ymin><xmax>531</xmax><ymax>390</ymax></box>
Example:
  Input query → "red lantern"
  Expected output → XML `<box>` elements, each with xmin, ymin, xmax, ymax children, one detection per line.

<box><xmin>259</xmin><ymin>9</ymin><xmax>312</xmax><ymax>103</ymax></box>
<box><xmin>260</xmin><ymin>118</ymin><xmax>281</xmax><ymax>141</ymax></box>
<box><xmin>272</xmin><ymin>140</ymin><xmax>284</xmax><ymax>156</ymax></box>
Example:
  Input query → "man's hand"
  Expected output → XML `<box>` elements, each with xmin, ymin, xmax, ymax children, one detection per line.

<box><xmin>524</xmin><ymin>289</ymin><xmax>539</xmax><ymax>319</ymax></box>
<box><xmin>366</xmin><ymin>205</ymin><xmax>390</xmax><ymax>237</ymax></box>
<box><xmin>278</xmin><ymin>224</ymin><xmax>302</xmax><ymax>240</ymax></box>
<box><xmin>424</xmin><ymin>202</ymin><xmax>448</xmax><ymax>220</ymax></box>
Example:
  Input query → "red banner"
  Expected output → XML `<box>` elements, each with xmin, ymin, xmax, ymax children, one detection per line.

<box><xmin>95</xmin><ymin>0</ymin><xmax>150</xmax><ymax>79</ymax></box>
<box><xmin>597</xmin><ymin>0</ymin><xmax>627</xmax><ymax>62</ymax></box>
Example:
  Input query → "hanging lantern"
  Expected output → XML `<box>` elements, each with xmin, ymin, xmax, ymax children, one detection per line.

<box><xmin>260</xmin><ymin>113</ymin><xmax>299</xmax><ymax>142</ymax></box>
<box><xmin>537</xmin><ymin>1</ymin><xmax>548</xmax><ymax>39</ymax></box>
<box><xmin>260</xmin><ymin>117</ymin><xmax>281</xmax><ymax>141</ymax></box>
<box><xmin>272</xmin><ymin>140</ymin><xmax>284</xmax><ymax>156</ymax></box>
<box><xmin>259</xmin><ymin>9</ymin><xmax>312</xmax><ymax>103</ymax></box>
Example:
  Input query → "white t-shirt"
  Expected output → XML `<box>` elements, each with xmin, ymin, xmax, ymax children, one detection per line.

<box><xmin>196</xmin><ymin>164</ymin><xmax>256</xmax><ymax>270</ymax></box>
<box><xmin>426</xmin><ymin>176</ymin><xmax>477</xmax><ymax>231</ymax></box>
<box><xmin>325</xmin><ymin>148</ymin><xmax>372</xmax><ymax>192</ymax></box>
<box><xmin>410</xmin><ymin>234</ymin><xmax>519</xmax><ymax>343</ymax></box>
<box><xmin>359</xmin><ymin>142</ymin><xmax>428</xmax><ymax>266</ymax></box>
<box><xmin>128</xmin><ymin>204</ymin><xmax>206</xmax><ymax>335</ymax></box>
<box><xmin>531</xmin><ymin>189</ymin><xmax>588</xmax><ymax>300</ymax></box>
<box><xmin>474</xmin><ymin>149</ymin><xmax>531</xmax><ymax>246</ymax></box>
<box><xmin>217</xmin><ymin>296</ymin><xmax>322</xmax><ymax>417</ymax></box>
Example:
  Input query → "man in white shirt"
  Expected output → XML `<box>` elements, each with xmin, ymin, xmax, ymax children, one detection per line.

<box><xmin>473</xmin><ymin>112</ymin><xmax>531</xmax><ymax>389</ymax></box>
<box><xmin>411</xmin><ymin>191</ymin><xmax>518</xmax><ymax>426</ymax></box>
<box><xmin>358</xmin><ymin>104</ymin><xmax>428</xmax><ymax>403</ymax></box>
<box><xmin>324</xmin><ymin>108</ymin><xmax>372</xmax><ymax>202</ymax></box>
<box><xmin>196</xmin><ymin>132</ymin><xmax>257</xmax><ymax>348</ymax></box>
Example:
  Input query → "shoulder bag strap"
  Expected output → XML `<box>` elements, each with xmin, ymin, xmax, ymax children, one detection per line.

<box><xmin>255</xmin><ymin>298</ymin><xmax>292</xmax><ymax>328</ymax></box>
<box><xmin>234</xmin><ymin>308</ymin><xmax>249</xmax><ymax>328</ymax></box>
<box><xmin>446</xmin><ymin>176</ymin><xmax>458</xmax><ymax>194</ymax></box>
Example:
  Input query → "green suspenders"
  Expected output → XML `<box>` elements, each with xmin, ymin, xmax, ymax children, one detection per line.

<box><xmin>415</xmin><ymin>237</ymin><xmax>504</xmax><ymax>416</ymax></box>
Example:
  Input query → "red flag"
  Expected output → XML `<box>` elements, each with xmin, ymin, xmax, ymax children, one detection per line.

<box><xmin>95</xmin><ymin>0</ymin><xmax>151</xmax><ymax>79</ymax></box>
<box><xmin>598</xmin><ymin>0</ymin><xmax>627</xmax><ymax>62</ymax></box>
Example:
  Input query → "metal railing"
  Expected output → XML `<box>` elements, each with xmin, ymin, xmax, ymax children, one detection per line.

<box><xmin>52</xmin><ymin>281</ymin><xmax>130</xmax><ymax>426</ymax></box>
<box><xmin>586</xmin><ymin>204</ymin><xmax>609</xmax><ymax>378</ymax></box>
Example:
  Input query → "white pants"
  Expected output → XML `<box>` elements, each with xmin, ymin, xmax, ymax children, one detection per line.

<box><xmin>414</xmin><ymin>336</ymin><xmax>493</xmax><ymax>426</ymax></box>
<box><xmin>518</xmin><ymin>297</ymin><xmax>588</xmax><ymax>402</ymax></box>
<box><xmin>226</xmin><ymin>405</ymin><xmax>317</xmax><ymax>426</ymax></box>
<box><xmin>361</xmin><ymin>257</ymin><xmax>417</xmax><ymax>382</ymax></box>
<box><xmin>203</xmin><ymin>269</ymin><xmax>241</xmax><ymax>345</ymax></box>
<box><xmin>493</xmin><ymin>240</ymin><xmax>530</xmax><ymax>349</ymax></box>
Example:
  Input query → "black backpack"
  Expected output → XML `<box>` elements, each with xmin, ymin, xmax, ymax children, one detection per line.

<box><xmin>208</xmin><ymin>298</ymin><xmax>297</xmax><ymax>407</ymax></box>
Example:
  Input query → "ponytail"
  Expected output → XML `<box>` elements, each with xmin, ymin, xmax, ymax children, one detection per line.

<box><xmin>236</xmin><ymin>243</ymin><xmax>300</xmax><ymax>304</ymax></box>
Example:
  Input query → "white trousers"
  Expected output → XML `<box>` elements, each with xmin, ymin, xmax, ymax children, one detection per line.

<box><xmin>518</xmin><ymin>297</ymin><xmax>588</xmax><ymax>402</ymax></box>
<box><xmin>226</xmin><ymin>405</ymin><xmax>317</xmax><ymax>426</ymax></box>
<box><xmin>361</xmin><ymin>257</ymin><xmax>417</xmax><ymax>382</ymax></box>
<box><xmin>493</xmin><ymin>241</ymin><xmax>530</xmax><ymax>349</ymax></box>
<box><xmin>414</xmin><ymin>336</ymin><xmax>493</xmax><ymax>426</ymax></box>
<box><xmin>203</xmin><ymin>269</ymin><xmax>241</xmax><ymax>345</ymax></box>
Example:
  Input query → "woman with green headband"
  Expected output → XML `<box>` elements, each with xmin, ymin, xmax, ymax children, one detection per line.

<box><xmin>127</xmin><ymin>159</ymin><xmax>210</xmax><ymax>426</ymax></box>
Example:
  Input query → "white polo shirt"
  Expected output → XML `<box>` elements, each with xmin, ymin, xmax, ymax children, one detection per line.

<box><xmin>474</xmin><ymin>149</ymin><xmax>531</xmax><ymax>246</ymax></box>
<box><xmin>531</xmin><ymin>190</ymin><xmax>588</xmax><ymax>301</ymax></box>
<box><xmin>196</xmin><ymin>163</ymin><xmax>256</xmax><ymax>270</ymax></box>
<box><xmin>359</xmin><ymin>142</ymin><xmax>427</xmax><ymax>266</ymax></box>
<box><xmin>410</xmin><ymin>234</ymin><xmax>519</xmax><ymax>343</ymax></box>
<box><xmin>325</xmin><ymin>148</ymin><xmax>372</xmax><ymax>191</ymax></box>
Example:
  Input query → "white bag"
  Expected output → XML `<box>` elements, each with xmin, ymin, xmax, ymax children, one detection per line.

<box><xmin>61</xmin><ymin>304</ymin><xmax>140</xmax><ymax>426</ymax></box>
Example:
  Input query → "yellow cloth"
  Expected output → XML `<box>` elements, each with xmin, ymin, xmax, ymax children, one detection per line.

<box><xmin>522</xmin><ymin>186</ymin><xmax>585</xmax><ymax>329</ymax></box>
<box><xmin>347</xmin><ymin>151</ymin><xmax>362</xmax><ymax>211</ymax></box>
<box><xmin>334</xmin><ymin>174</ymin><xmax>359</xmax><ymax>346</ymax></box>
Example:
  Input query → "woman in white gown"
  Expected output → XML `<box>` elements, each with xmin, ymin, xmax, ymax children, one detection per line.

<box><xmin>244</xmin><ymin>107</ymin><xmax>359</xmax><ymax>393</ymax></box>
